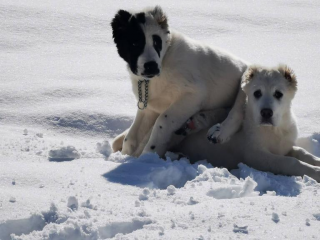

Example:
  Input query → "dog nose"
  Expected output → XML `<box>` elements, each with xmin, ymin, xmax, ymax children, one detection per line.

<box><xmin>261</xmin><ymin>108</ymin><xmax>273</xmax><ymax>119</ymax></box>
<box><xmin>144</xmin><ymin>61</ymin><xmax>159</xmax><ymax>75</ymax></box>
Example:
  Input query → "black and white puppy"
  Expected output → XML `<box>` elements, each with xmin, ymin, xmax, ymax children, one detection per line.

<box><xmin>111</xmin><ymin>6</ymin><xmax>248</xmax><ymax>157</ymax></box>
<box><xmin>111</xmin><ymin>7</ymin><xmax>169</xmax><ymax>78</ymax></box>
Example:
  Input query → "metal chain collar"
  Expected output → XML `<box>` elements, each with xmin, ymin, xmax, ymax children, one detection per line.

<box><xmin>137</xmin><ymin>79</ymin><xmax>150</xmax><ymax>110</ymax></box>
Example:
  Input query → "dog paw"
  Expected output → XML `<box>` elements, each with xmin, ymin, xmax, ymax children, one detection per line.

<box><xmin>207</xmin><ymin>123</ymin><xmax>230</xmax><ymax>144</ymax></box>
<box><xmin>121</xmin><ymin>139</ymin><xmax>137</xmax><ymax>156</ymax></box>
<box><xmin>141</xmin><ymin>144</ymin><xmax>166</xmax><ymax>158</ymax></box>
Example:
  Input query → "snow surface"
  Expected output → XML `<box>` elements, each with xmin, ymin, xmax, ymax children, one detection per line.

<box><xmin>1</xmin><ymin>0</ymin><xmax>320</xmax><ymax>239</ymax></box>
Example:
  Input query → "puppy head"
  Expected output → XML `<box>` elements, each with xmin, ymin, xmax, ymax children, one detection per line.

<box><xmin>241</xmin><ymin>65</ymin><xmax>297</xmax><ymax>127</ymax></box>
<box><xmin>111</xmin><ymin>6</ymin><xmax>171</xmax><ymax>79</ymax></box>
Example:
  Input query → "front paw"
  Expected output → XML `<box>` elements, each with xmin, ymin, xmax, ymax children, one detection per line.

<box><xmin>207</xmin><ymin>124</ymin><xmax>230</xmax><ymax>144</ymax></box>
<box><xmin>141</xmin><ymin>144</ymin><xmax>166</xmax><ymax>158</ymax></box>
<box><xmin>121</xmin><ymin>139</ymin><xmax>137</xmax><ymax>156</ymax></box>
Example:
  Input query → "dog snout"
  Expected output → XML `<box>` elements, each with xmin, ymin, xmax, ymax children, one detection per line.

<box><xmin>143</xmin><ymin>61</ymin><xmax>159</xmax><ymax>77</ymax></box>
<box><xmin>261</xmin><ymin>108</ymin><xmax>273</xmax><ymax>119</ymax></box>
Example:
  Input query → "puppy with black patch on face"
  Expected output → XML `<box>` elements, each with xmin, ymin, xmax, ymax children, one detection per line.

<box><xmin>111</xmin><ymin>7</ymin><xmax>169</xmax><ymax>78</ymax></box>
<box><xmin>111</xmin><ymin>6</ymin><xmax>248</xmax><ymax>157</ymax></box>
<box><xmin>175</xmin><ymin>65</ymin><xmax>320</xmax><ymax>182</ymax></box>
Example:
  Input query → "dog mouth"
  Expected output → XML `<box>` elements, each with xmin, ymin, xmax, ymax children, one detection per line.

<box><xmin>141</xmin><ymin>72</ymin><xmax>160</xmax><ymax>79</ymax></box>
<box><xmin>260</xmin><ymin>118</ymin><xmax>273</xmax><ymax>126</ymax></box>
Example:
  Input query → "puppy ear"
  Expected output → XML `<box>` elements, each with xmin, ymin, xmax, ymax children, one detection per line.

<box><xmin>151</xmin><ymin>6</ymin><xmax>168</xmax><ymax>29</ymax></box>
<box><xmin>111</xmin><ymin>10</ymin><xmax>132</xmax><ymax>40</ymax></box>
<box><xmin>278</xmin><ymin>64</ymin><xmax>297</xmax><ymax>89</ymax></box>
<box><xmin>241</xmin><ymin>66</ymin><xmax>258</xmax><ymax>90</ymax></box>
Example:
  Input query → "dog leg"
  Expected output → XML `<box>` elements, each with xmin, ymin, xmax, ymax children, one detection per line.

<box><xmin>244</xmin><ymin>149</ymin><xmax>320</xmax><ymax>182</ymax></box>
<box><xmin>287</xmin><ymin>146</ymin><xmax>320</xmax><ymax>167</ymax></box>
<box><xmin>169</xmin><ymin>108</ymin><xmax>229</xmax><ymax>148</ymax></box>
<box><xmin>207</xmin><ymin>88</ymin><xmax>246</xmax><ymax>144</ymax></box>
<box><xmin>122</xmin><ymin>109</ymin><xmax>159</xmax><ymax>156</ymax></box>
<box><xmin>142</xmin><ymin>94</ymin><xmax>201</xmax><ymax>157</ymax></box>
<box><xmin>132</xmin><ymin>128</ymin><xmax>152</xmax><ymax>157</ymax></box>
<box><xmin>175</xmin><ymin>108</ymin><xmax>229</xmax><ymax>136</ymax></box>
<box><xmin>112</xmin><ymin>129</ymin><xmax>129</xmax><ymax>152</ymax></box>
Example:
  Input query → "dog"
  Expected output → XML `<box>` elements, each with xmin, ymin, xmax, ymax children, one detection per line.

<box><xmin>174</xmin><ymin>65</ymin><xmax>320</xmax><ymax>182</ymax></box>
<box><xmin>111</xmin><ymin>6</ymin><xmax>248</xmax><ymax>157</ymax></box>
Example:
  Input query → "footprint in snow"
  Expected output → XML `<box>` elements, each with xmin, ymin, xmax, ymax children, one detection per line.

<box><xmin>233</xmin><ymin>224</ymin><xmax>248</xmax><ymax>234</ymax></box>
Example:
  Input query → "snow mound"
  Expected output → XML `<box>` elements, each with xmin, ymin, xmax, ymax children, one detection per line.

<box><xmin>0</xmin><ymin>200</ymin><xmax>152</xmax><ymax>240</ymax></box>
<box><xmin>104</xmin><ymin>152</ymin><xmax>200</xmax><ymax>189</ymax></box>
<box><xmin>0</xmin><ymin>204</ymin><xmax>68</xmax><ymax>240</ymax></box>
<box><xmin>206</xmin><ymin>177</ymin><xmax>258</xmax><ymax>199</ymax></box>
<box><xmin>48</xmin><ymin>146</ymin><xmax>81</xmax><ymax>161</ymax></box>
<box><xmin>236</xmin><ymin>163</ymin><xmax>308</xmax><ymax>196</ymax></box>
<box><xmin>46</xmin><ymin>113</ymin><xmax>132</xmax><ymax>137</ymax></box>
<box><xmin>105</xmin><ymin>152</ymin><xmax>318</xmax><ymax>197</ymax></box>
<box><xmin>96</xmin><ymin>140</ymin><xmax>112</xmax><ymax>158</ymax></box>
<box><xmin>98</xmin><ymin>218</ymin><xmax>153</xmax><ymax>239</ymax></box>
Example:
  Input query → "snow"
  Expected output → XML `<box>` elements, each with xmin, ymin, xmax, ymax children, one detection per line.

<box><xmin>48</xmin><ymin>146</ymin><xmax>81</xmax><ymax>161</ymax></box>
<box><xmin>233</xmin><ymin>224</ymin><xmax>248</xmax><ymax>234</ymax></box>
<box><xmin>1</xmin><ymin>0</ymin><xmax>320</xmax><ymax>239</ymax></box>
<box><xmin>67</xmin><ymin>196</ymin><xmax>79</xmax><ymax>211</ymax></box>
<box><xmin>166</xmin><ymin>185</ymin><xmax>176</xmax><ymax>195</ymax></box>
<box><xmin>272</xmin><ymin>212</ymin><xmax>280</xmax><ymax>223</ymax></box>
<box><xmin>96</xmin><ymin>141</ymin><xmax>112</xmax><ymax>158</ymax></box>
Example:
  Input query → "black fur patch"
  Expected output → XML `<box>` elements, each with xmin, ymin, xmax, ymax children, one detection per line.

<box><xmin>111</xmin><ymin>10</ymin><xmax>146</xmax><ymax>74</ymax></box>
<box><xmin>136</xmin><ymin>12</ymin><xmax>145</xmax><ymax>24</ymax></box>
<box><xmin>175</xmin><ymin>128</ymin><xmax>187</xmax><ymax>136</ymax></box>
<box><xmin>152</xmin><ymin>35</ymin><xmax>162</xmax><ymax>57</ymax></box>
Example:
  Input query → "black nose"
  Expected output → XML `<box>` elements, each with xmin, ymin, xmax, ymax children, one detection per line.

<box><xmin>144</xmin><ymin>61</ymin><xmax>159</xmax><ymax>76</ymax></box>
<box><xmin>261</xmin><ymin>108</ymin><xmax>273</xmax><ymax>119</ymax></box>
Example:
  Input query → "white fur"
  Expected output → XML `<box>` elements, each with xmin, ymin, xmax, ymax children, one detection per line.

<box><xmin>113</xmin><ymin>26</ymin><xmax>248</xmax><ymax>157</ymax></box>
<box><xmin>112</xmin><ymin>7</ymin><xmax>249</xmax><ymax>157</ymax></box>
<box><xmin>136</xmin><ymin>16</ymin><xmax>169</xmax><ymax>76</ymax></box>
<box><xmin>176</xmin><ymin>66</ymin><xmax>320</xmax><ymax>182</ymax></box>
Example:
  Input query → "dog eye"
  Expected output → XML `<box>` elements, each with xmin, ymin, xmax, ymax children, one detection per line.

<box><xmin>274</xmin><ymin>91</ymin><xmax>283</xmax><ymax>99</ymax></box>
<box><xmin>254</xmin><ymin>90</ymin><xmax>262</xmax><ymax>99</ymax></box>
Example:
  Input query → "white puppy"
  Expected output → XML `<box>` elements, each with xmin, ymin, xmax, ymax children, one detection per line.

<box><xmin>111</xmin><ymin>6</ymin><xmax>248</xmax><ymax>157</ymax></box>
<box><xmin>175</xmin><ymin>65</ymin><xmax>320</xmax><ymax>182</ymax></box>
